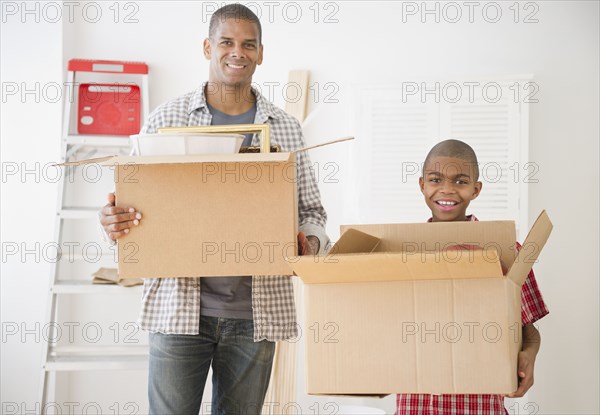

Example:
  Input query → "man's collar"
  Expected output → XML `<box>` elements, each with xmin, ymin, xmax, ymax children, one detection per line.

<box><xmin>188</xmin><ymin>82</ymin><xmax>282</xmax><ymax>123</ymax></box>
<box><xmin>187</xmin><ymin>85</ymin><xmax>208</xmax><ymax>115</ymax></box>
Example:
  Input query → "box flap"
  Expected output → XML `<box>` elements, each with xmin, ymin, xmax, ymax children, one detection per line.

<box><xmin>341</xmin><ymin>220</ymin><xmax>518</xmax><ymax>273</ymax></box>
<box><xmin>506</xmin><ymin>210</ymin><xmax>553</xmax><ymax>286</ymax></box>
<box><xmin>101</xmin><ymin>152</ymin><xmax>292</xmax><ymax>165</ymax></box>
<box><xmin>57</xmin><ymin>153</ymin><xmax>292</xmax><ymax>167</ymax></box>
<box><xmin>292</xmin><ymin>136</ymin><xmax>354</xmax><ymax>153</ymax></box>
<box><xmin>290</xmin><ymin>248</ymin><xmax>503</xmax><ymax>284</ymax></box>
<box><xmin>56</xmin><ymin>155</ymin><xmax>115</xmax><ymax>166</ymax></box>
<box><xmin>330</xmin><ymin>228</ymin><xmax>381</xmax><ymax>254</ymax></box>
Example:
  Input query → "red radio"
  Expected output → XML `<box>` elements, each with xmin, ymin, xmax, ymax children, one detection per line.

<box><xmin>77</xmin><ymin>83</ymin><xmax>141</xmax><ymax>135</ymax></box>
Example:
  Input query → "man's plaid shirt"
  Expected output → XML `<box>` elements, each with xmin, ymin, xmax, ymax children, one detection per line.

<box><xmin>133</xmin><ymin>84</ymin><xmax>328</xmax><ymax>341</ymax></box>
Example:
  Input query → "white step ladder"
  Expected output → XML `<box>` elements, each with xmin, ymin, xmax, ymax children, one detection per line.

<box><xmin>39</xmin><ymin>59</ymin><xmax>150</xmax><ymax>412</ymax></box>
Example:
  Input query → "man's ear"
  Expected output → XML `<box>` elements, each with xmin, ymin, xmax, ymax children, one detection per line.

<box><xmin>203</xmin><ymin>38</ymin><xmax>212</xmax><ymax>60</ymax></box>
<box><xmin>257</xmin><ymin>44</ymin><xmax>264</xmax><ymax>65</ymax></box>
<box><xmin>472</xmin><ymin>181</ymin><xmax>483</xmax><ymax>199</ymax></box>
<box><xmin>419</xmin><ymin>177</ymin><xmax>425</xmax><ymax>194</ymax></box>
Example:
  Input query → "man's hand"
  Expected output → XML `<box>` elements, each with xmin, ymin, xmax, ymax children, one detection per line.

<box><xmin>100</xmin><ymin>192</ymin><xmax>142</xmax><ymax>240</ymax></box>
<box><xmin>298</xmin><ymin>232</ymin><xmax>320</xmax><ymax>256</ymax></box>
<box><xmin>507</xmin><ymin>324</ymin><xmax>541</xmax><ymax>398</ymax></box>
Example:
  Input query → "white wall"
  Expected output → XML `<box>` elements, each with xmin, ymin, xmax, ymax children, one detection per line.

<box><xmin>2</xmin><ymin>1</ymin><xmax>598</xmax><ymax>414</ymax></box>
<box><xmin>1</xmin><ymin>5</ymin><xmax>63</xmax><ymax>412</ymax></box>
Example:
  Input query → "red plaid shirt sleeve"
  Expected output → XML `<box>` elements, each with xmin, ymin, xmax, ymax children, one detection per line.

<box><xmin>397</xmin><ymin>217</ymin><xmax>549</xmax><ymax>415</ymax></box>
<box><xmin>517</xmin><ymin>241</ymin><xmax>550</xmax><ymax>325</ymax></box>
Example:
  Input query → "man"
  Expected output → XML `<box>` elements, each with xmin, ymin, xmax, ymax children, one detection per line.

<box><xmin>99</xmin><ymin>5</ymin><xmax>328</xmax><ymax>414</ymax></box>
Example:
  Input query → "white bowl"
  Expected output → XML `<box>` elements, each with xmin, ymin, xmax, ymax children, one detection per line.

<box><xmin>130</xmin><ymin>133</ymin><xmax>245</xmax><ymax>156</ymax></box>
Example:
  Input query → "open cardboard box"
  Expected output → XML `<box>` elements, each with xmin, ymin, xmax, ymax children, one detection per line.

<box><xmin>288</xmin><ymin>210</ymin><xmax>553</xmax><ymax>396</ymax></box>
<box><xmin>60</xmin><ymin>125</ymin><xmax>300</xmax><ymax>278</ymax></box>
<box><xmin>60</xmin><ymin>125</ymin><xmax>353</xmax><ymax>279</ymax></box>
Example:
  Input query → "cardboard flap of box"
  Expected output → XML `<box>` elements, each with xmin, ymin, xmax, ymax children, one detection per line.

<box><xmin>59</xmin><ymin>152</ymin><xmax>293</xmax><ymax>167</ymax></box>
<box><xmin>57</xmin><ymin>137</ymin><xmax>355</xmax><ymax>167</ymax></box>
<box><xmin>56</xmin><ymin>155</ymin><xmax>115</xmax><ymax>166</ymax></box>
<box><xmin>290</xmin><ymin>219</ymin><xmax>517</xmax><ymax>284</ymax></box>
<box><xmin>340</xmin><ymin>220</ymin><xmax>518</xmax><ymax>271</ymax></box>
<box><xmin>330</xmin><ymin>228</ymin><xmax>381</xmax><ymax>254</ymax></box>
<box><xmin>57</xmin><ymin>153</ymin><xmax>294</xmax><ymax>167</ymax></box>
<box><xmin>506</xmin><ymin>210</ymin><xmax>553</xmax><ymax>286</ymax></box>
<box><xmin>290</xmin><ymin>247</ymin><xmax>503</xmax><ymax>284</ymax></box>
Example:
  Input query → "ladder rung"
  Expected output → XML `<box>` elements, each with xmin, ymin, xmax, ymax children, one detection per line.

<box><xmin>50</xmin><ymin>345</ymin><xmax>148</xmax><ymax>355</ymax></box>
<box><xmin>65</xmin><ymin>135</ymin><xmax>132</xmax><ymax>148</ymax></box>
<box><xmin>64</xmin><ymin>253</ymin><xmax>117</xmax><ymax>261</ymax></box>
<box><xmin>52</xmin><ymin>280</ymin><xmax>142</xmax><ymax>294</ymax></box>
<box><xmin>44</xmin><ymin>354</ymin><xmax>148</xmax><ymax>371</ymax></box>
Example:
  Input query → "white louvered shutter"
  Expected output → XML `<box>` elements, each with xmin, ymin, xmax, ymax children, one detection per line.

<box><xmin>353</xmin><ymin>87</ymin><xmax>438</xmax><ymax>224</ymax></box>
<box><xmin>352</xmin><ymin>80</ymin><xmax>528</xmax><ymax>231</ymax></box>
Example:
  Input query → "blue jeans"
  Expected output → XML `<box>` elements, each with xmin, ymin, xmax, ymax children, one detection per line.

<box><xmin>148</xmin><ymin>316</ymin><xmax>275</xmax><ymax>415</ymax></box>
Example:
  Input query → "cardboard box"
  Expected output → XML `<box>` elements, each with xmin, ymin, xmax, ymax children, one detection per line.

<box><xmin>70</xmin><ymin>152</ymin><xmax>298</xmax><ymax>278</ymax></box>
<box><xmin>92</xmin><ymin>267</ymin><xmax>142</xmax><ymax>287</ymax></box>
<box><xmin>288</xmin><ymin>211</ymin><xmax>552</xmax><ymax>395</ymax></box>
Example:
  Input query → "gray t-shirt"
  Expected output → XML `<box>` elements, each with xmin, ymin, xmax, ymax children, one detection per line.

<box><xmin>200</xmin><ymin>103</ymin><xmax>257</xmax><ymax>319</ymax></box>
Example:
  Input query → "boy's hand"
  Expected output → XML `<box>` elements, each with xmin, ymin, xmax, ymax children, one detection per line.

<box><xmin>298</xmin><ymin>232</ymin><xmax>319</xmax><ymax>256</ymax></box>
<box><xmin>507</xmin><ymin>324</ymin><xmax>540</xmax><ymax>398</ymax></box>
<box><xmin>100</xmin><ymin>192</ymin><xmax>142</xmax><ymax>240</ymax></box>
<box><xmin>507</xmin><ymin>349</ymin><xmax>535</xmax><ymax>397</ymax></box>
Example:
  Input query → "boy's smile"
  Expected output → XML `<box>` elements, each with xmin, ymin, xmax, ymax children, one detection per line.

<box><xmin>419</xmin><ymin>156</ymin><xmax>482</xmax><ymax>222</ymax></box>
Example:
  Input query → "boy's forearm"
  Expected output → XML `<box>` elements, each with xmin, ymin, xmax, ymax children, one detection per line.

<box><xmin>522</xmin><ymin>324</ymin><xmax>541</xmax><ymax>357</ymax></box>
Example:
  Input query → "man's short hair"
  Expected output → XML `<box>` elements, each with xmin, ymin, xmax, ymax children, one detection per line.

<box><xmin>423</xmin><ymin>139</ymin><xmax>480</xmax><ymax>180</ymax></box>
<box><xmin>209</xmin><ymin>4</ymin><xmax>262</xmax><ymax>45</ymax></box>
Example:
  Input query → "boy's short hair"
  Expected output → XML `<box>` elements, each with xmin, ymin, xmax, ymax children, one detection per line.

<box><xmin>209</xmin><ymin>4</ymin><xmax>262</xmax><ymax>45</ymax></box>
<box><xmin>423</xmin><ymin>139</ymin><xmax>480</xmax><ymax>180</ymax></box>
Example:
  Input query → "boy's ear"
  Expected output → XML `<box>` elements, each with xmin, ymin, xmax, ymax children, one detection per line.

<box><xmin>419</xmin><ymin>176</ymin><xmax>425</xmax><ymax>193</ymax></box>
<box><xmin>203</xmin><ymin>38</ymin><xmax>212</xmax><ymax>60</ymax></box>
<box><xmin>472</xmin><ymin>181</ymin><xmax>483</xmax><ymax>199</ymax></box>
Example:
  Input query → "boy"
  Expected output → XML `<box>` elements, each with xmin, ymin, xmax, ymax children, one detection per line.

<box><xmin>396</xmin><ymin>139</ymin><xmax>549</xmax><ymax>415</ymax></box>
